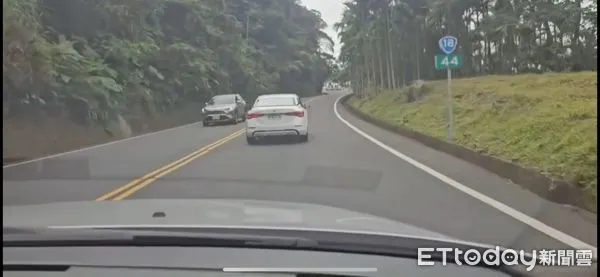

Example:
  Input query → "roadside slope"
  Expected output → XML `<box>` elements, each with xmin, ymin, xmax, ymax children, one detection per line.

<box><xmin>350</xmin><ymin>72</ymin><xmax>597</xmax><ymax>212</ymax></box>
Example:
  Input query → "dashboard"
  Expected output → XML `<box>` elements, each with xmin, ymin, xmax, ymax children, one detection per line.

<box><xmin>4</xmin><ymin>246</ymin><xmax>512</xmax><ymax>277</ymax></box>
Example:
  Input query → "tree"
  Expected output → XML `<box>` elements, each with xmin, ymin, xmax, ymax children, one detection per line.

<box><xmin>336</xmin><ymin>0</ymin><xmax>597</xmax><ymax>97</ymax></box>
<box><xmin>3</xmin><ymin>0</ymin><xmax>336</xmax><ymax>126</ymax></box>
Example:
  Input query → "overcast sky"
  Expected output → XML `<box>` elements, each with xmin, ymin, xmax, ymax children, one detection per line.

<box><xmin>300</xmin><ymin>0</ymin><xmax>345</xmax><ymax>56</ymax></box>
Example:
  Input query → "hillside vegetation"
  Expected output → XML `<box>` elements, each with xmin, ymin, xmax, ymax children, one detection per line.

<box><xmin>3</xmin><ymin>0</ymin><xmax>335</xmax><ymax>160</ymax></box>
<box><xmin>334</xmin><ymin>0</ymin><xmax>597</xmax><ymax>210</ymax></box>
<box><xmin>333</xmin><ymin>0</ymin><xmax>597</xmax><ymax>92</ymax></box>
<box><xmin>350</xmin><ymin>72</ymin><xmax>597</xmax><ymax>210</ymax></box>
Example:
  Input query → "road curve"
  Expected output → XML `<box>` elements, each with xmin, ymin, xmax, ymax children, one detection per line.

<box><xmin>3</xmin><ymin>91</ymin><xmax>596</xmax><ymax>254</ymax></box>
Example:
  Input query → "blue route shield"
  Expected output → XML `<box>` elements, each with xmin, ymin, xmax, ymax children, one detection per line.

<box><xmin>438</xmin><ymin>36</ymin><xmax>458</xmax><ymax>55</ymax></box>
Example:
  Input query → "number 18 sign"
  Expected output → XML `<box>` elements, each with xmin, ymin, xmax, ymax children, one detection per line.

<box><xmin>436</xmin><ymin>35</ymin><xmax>460</xmax><ymax>143</ymax></box>
<box><xmin>438</xmin><ymin>35</ymin><xmax>458</xmax><ymax>55</ymax></box>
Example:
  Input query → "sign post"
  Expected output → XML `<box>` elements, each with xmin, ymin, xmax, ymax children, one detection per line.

<box><xmin>436</xmin><ymin>35</ymin><xmax>461</xmax><ymax>142</ymax></box>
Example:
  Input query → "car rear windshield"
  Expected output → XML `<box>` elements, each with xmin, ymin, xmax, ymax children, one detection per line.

<box><xmin>209</xmin><ymin>95</ymin><xmax>235</xmax><ymax>105</ymax></box>
<box><xmin>254</xmin><ymin>97</ymin><xmax>297</xmax><ymax>107</ymax></box>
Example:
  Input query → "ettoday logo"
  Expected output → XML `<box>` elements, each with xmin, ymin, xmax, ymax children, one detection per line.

<box><xmin>418</xmin><ymin>247</ymin><xmax>537</xmax><ymax>271</ymax></box>
<box><xmin>418</xmin><ymin>247</ymin><xmax>595</xmax><ymax>271</ymax></box>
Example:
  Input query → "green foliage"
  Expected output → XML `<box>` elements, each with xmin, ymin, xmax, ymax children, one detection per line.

<box><xmin>335</xmin><ymin>0</ymin><xmax>597</xmax><ymax>96</ymax></box>
<box><xmin>352</xmin><ymin>72</ymin><xmax>597</xmax><ymax>211</ymax></box>
<box><xmin>3</xmin><ymin>0</ymin><xmax>335</xmax><ymax>125</ymax></box>
<box><xmin>337</xmin><ymin>0</ymin><xmax>597</xmax><ymax>209</ymax></box>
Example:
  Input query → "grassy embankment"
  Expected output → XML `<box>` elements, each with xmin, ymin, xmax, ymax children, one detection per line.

<box><xmin>350</xmin><ymin>72</ymin><xmax>597</xmax><ymax>211</ymax></box>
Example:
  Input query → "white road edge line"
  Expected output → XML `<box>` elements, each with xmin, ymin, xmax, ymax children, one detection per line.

<box><xmin>333</xmin><ymin>93</ymin><xmax>597</xmax><ymax>254</ymax></box>
<box><xmin>3</xmin><ymin>95</ymin><xmax>320</xmax><ymax>169</ymax></box>
<box><xmin>3</xmin><ymin>121</ymin><xmax>204</xmax><ymax>169</ymax></box>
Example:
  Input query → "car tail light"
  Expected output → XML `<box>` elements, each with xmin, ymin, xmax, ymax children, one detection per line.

<box><xmin>246</xmin><ymin>112</ymin><xmax>264</xmax><ymax>119</ymax></box>
<box><xmin>285</xmin><ymin>111</ymin><xmax>305</xmax><ymax>117</ymax></box>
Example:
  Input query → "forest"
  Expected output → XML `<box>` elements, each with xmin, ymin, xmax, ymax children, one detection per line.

<box><xmin>4</xmin><ymin>0</ymin><xmax>335</xmax><ymax>129</ymax></box>
<box><xmin>334</xmin><ymin>0</ymin><xmax>597</xmax><ymax>96</ymax></box>
<box><xmin>337</xmin><ymin>0</ymin><xmax>597</xmax><ymax>211</ymax></box>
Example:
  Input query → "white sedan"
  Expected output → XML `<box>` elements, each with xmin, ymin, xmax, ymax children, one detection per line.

<box><xmin>245</xmin><ymin>94</ymin><xmax>309</xmax><ymax>144</ymax></box>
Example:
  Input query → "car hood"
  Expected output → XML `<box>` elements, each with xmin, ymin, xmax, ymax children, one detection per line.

<box><xmin>204</xmin><ymin>104</ymin><xmax>235</xmax><ymax>110</ymax></box>
<box><xmin>3</xmin><ymin>199</ymin><xmax>460</xmax><ymax>241</ymax></box>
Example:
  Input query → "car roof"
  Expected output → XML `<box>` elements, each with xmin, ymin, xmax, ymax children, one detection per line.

<box><xmin>257</xmin><ymin>94</ymin><xmax>298</xmax><ymax>99</ymax></box>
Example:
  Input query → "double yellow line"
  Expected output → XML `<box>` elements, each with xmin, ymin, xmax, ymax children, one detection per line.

<box><xmin>96</xmin><ymin>96</ymin><xmax>317</xmax><ymax>201</ymax></box>
<box><xmin>96</xmin><ymin>129</ymin><xmax>245</xmax><ymax>201</ymax></box>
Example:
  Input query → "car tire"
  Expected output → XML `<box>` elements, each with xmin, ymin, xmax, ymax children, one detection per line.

<box><xmin>299</xmin><ymin>134</ymin><xmax>308</xmax><ymax>142</ymax></box>
<box><xmin>232</xmin><ymin>112</ymin><xmax>239</xmax><ymax>125</ymax></box>
<box><xmin>246</xmin><ymin>136</ymin><xmax>256</xmax><ymax>145</ymax></box>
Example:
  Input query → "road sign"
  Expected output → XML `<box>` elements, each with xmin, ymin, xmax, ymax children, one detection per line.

<box><xmin>434</xmin><ymin>54</ymin><xmax>463</xmax><ymax>70</ymax></box>
<box><xmin>439</xmin><ymin>35</ymin><xmax>458</xmax><ymax>54</ymax></box>
<box><xmin>436</xmin><ymin>36</ymin><xmax>459</xmax><ymax>142</ymax></box>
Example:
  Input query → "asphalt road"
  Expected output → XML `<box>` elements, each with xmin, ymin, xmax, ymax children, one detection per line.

<box><xmin>3</xmin><ymin>91</ymin><xmax>597</xmax><ymax>255</ymax></box>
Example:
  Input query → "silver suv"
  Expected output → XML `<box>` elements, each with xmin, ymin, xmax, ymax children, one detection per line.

<box><xmin>202</xmin><ymin>94</ymin><xmax>247</xmax><ymax>126</ymax></box>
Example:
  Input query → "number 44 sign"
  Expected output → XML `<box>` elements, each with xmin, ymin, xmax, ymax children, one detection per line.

<box><xmin>436</xmin><ymin>36</ymin><xmax>463</xmax><ymax>70</ymax></box>
<box><xmin>435</xmin><ymin>54</ymin><xmax>463</xmax><ymax>70</ymax></box>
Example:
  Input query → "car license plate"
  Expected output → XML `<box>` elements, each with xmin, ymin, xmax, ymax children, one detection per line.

<box><xmin>267</xmin><ymin>115</ymin><xmax>281</xmax><ymax>119</ymax></box>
